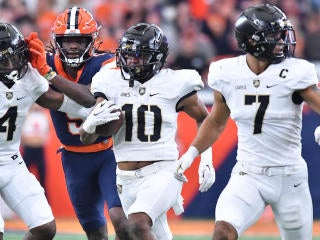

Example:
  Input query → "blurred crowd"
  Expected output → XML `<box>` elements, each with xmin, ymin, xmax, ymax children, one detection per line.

<box><xmin>1</xmin><ymin>0</ymin><xmax>320</xmax><ymax>84</ymax></box>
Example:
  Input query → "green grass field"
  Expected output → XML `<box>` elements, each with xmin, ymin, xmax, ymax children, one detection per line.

<box><xmin>4</xmin><ymin>232</ymin><xmax>320</xmax><ymax>240</ymax></box>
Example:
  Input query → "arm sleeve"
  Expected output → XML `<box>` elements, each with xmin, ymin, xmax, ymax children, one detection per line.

<box><xmin>58</xmin><ymin>95</ymin><xmax>93</xmax><ymax>119</ymax></box>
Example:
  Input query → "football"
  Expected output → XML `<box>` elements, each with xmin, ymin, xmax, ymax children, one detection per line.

<box><xmin>95</xmin><ymin>109</ymin><xmax>124</xmax><ymax>137</ymax></box>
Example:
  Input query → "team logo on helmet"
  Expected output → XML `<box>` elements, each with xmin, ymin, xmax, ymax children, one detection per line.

<box><xmin>252</xmin><ymin>14</ymin><xmax>264</xmax><ymax>27</ymax></box>
<box><xmin>0</xmin><ymin>48</ymin><xmax>13</xmax><ymax>57</ymax></box>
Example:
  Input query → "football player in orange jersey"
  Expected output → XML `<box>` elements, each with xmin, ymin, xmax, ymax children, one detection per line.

<box><xmin>29</xmin><ymin>6</ymin><xmax>129</xmax><ymax>240</ymax></box>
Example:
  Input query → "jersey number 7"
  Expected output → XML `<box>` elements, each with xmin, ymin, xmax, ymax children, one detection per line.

<box><xmin>245</xmin><ymin>95</ymin><xmax>269</xmax><ymax>134</ymax></box>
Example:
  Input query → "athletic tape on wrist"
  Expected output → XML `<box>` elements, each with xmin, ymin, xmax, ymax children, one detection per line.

<box><xmin>44</xmin><ymin>68</ymin><xmax>57</xmax><ymax>81</ymax></box>
<box><xmin>188</xmin><ymin>146</ymin><xmax>200</xmax><ymax>159</ymax></box>
<box><xmin>200</xmin><ymin>147</ymin><xmax>213</xmax><ymax>165</ymax></box>
<box><xmin>58</xmin><ymin>96</ymin><xmax>93</xmax><ymax>119</ymax></box>
<box><xmin>82</xmin><ymin>120</ymin><xmax>96</xmax><ymax>134</ymax></box>
<box><xmin>58</xmin><ymin>95</ymin><xmax>72</xmax><ymax>112</ymax></box>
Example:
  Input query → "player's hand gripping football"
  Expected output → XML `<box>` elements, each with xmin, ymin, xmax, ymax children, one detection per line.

<box><xmin>25</xmin><ymin>32</ymin><xmax>51</xmax><ymax>76</ymax></box>
<box><xmin>314</xmin><ymin>125</ymin><xmax>320</xmax><ymax>145</ymax></box>
<box><xmin>82</xmin><ymin>99</ymin><xmax>121</xmax><ymax>134</ymax></box>
<box><xmin>198</xmin><ymin>147</ymin><xmax>215</xmax><ymax>192</ymax></box>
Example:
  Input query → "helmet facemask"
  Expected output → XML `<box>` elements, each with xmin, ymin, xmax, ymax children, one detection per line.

<box><xmin>116</xmin><ymin>45</ymin><xmax>165</xmax><ymax>84</ymax></box>
<box><xmin>0</xmin><ymin>51</ymin><xmax>28</xmax><ymax>83</ymax></box>
<box><xmin>54</xmin><ymin>35</ymin><xmax>96</xmax><ymax>68</ymax></box>
<box><xmin>247</xmin><ymin>20</ymin><xmax>296</xmax><ymax>63</ymax></box>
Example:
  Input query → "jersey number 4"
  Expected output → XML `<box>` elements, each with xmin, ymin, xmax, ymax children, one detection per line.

<box><xmin>0</xmin><ymin>106</ymin><xmax>17</xmax><ymax>141</ymax></box>
<box><xmin>245</xmin><ymin>95</ymin><xmax>269</xmax><ymax>134</ymax></box>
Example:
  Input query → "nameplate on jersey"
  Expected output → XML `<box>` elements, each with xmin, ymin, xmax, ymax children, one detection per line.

<box><xmin>121</xmin><ymin>92</ymin><xmax>130</xmax><ymax>97</ymax></box>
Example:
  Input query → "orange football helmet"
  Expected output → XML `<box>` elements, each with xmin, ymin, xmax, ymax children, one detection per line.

<box><xmin>52</xmin><ymin>6</ymin><xmax>101</xmax><ymax>67</ymax></box>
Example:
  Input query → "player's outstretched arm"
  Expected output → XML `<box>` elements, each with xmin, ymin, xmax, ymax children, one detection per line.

<box><xmin>177</xmin><ymin>90</ymin><xmax>230</xmax><ymax>191</ymax></box>
<box><xmin>36</xmin><ymin>89</ymin><xmax>93</xmax><ymax>119</ymax></box>
<box><xmin>175</xmin><ymin>90</ymin><xmax>216</xmax><ymax>191</ymax></box>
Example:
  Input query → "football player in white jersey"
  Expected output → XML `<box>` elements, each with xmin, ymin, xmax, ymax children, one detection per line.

<box><xmin>176</xmin><ymin>4</ymin><xmax>320</xmax><ymax>240</ymax></box>
<box><xmin>0</xmin><ymin>23</ymin><xmax>95</xmax><ymax>240</ymax></box>
<box><xmin>0</xmin><ymin>215</ymin><xmax>3</xmax><ymax>239</ymax></box>
<box><xmin>80</xmin><ymin>23</ymin><xmax>216</xmax><ymax>239</ymax></box>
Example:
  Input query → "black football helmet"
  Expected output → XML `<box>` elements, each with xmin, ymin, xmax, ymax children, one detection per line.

<box><xmin>235</xmin><ymin>4</ymin><xmax>296</xmax><ymax>63</ymax></box>
<box><xmin>0</xmin><ymin>23</ymin><xmax>28</xmax><ymax>84</ymax></box>
<box><xmin>116</xmin><ymin>23</ymin><xmax>169</xmax><ymax>85</ymax></box>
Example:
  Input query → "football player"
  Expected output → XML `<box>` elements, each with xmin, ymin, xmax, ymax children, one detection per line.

<box><xmin>177</xmin><ymin>4</ymin><xmax>319</xmax><ymax>240</ymax></box>
<box><xmin>80</xmin><ymin>23</ymin><xmax>216</xmax><ymax>239</ymax></box>
<box><xmin>43</xmin><ymin>6</ymin><xmax>129</xmax><ymax>240</ymax></box>
<box><xmin>0</xmin><ymin>22</ymin><xmax>96</xmax><ymax>240</ymax></box>
<box><xmin>0</xmin><ymin>215</ymin><xmax>3</xmax><ymax>239</ymax></box>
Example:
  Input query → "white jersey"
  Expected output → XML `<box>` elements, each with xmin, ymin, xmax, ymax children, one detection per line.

<box><xmin>92</xmin><ymin>68</ymin><xmax>203</xmax><ymax>162</ymax></box>
<box><xmin>0</xmin><ymin>63</ymin><xmax>49</xmax><ymax>160</ymax></box>
<box><xmin>208</xmin><ymin>55</ymin><xmax>318</xmax><ymax>167</ymax></box>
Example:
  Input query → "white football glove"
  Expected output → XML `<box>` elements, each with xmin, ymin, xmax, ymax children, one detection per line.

<box><xmin>198</xmin><ymin>147</ymin><xmax>215</xmax><ymax>192</ymax></box>
<box><xmin>176</xmin><ymin>146</ymin><xmax>199</xmax><ymax>174</ymax></box>
<box><xmin>82</xmin><ymin>99</ymin><xmax>121</xmax><ymax>134</ymax></box>
<box><xmin>314</xmin><ymin>126</ymin><xmax>320</xmax><ymax>145</ymax></box>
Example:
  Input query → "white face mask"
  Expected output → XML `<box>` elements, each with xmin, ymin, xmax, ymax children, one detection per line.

<box><xmin>5</xmin><ymin>70</ymin><xmax>19</xmax><ymax>82</ymax></box>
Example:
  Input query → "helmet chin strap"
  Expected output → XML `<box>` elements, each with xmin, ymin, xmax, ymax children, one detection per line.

<box><xmin>129</xmin><ymin>78</ymin><xmax>134</xmax><ymax>87</ymax></box>
<box><xmin>129</xmin><ymin>70</ymin><xmax>136</xmax><ymax>87</ymax></box>
<box><xmin>127</xmin><ymin>67</ymin><xmax>138</xmax><ymax>87</ymax></box>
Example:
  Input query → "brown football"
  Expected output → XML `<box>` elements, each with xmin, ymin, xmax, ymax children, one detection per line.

<box><xmin>95</xmin><ymin>109</ymin><xmax>124</xmax><ymax>137</ymax></box>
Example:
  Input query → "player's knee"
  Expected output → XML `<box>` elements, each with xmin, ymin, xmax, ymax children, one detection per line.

<box><xmin>213</xmin><ymin>221</ymin><xmax>238</xmax><ymax>240</ymax></box>
<box><xmin>128</xmin><ymin>213</ymin><xmax>152</xmax><ymax>238</ymax></box>
<box><xmin>114</xmin><ymin>219</ymin><xmax>130</xmax><ymax>239</ymax></box>
<box><xmin>109</xmin><ymin>207</ymin><xmax>130</xmax><ymax>239</ymax></box>
<box><xmin>128</xmin><ymin>221</ymin><xmax>148</xmax><ymax>237</ymax></box>
<box><xmin>110</xmin><ymin>217</ymin><xmax>131</xmax><ymax>240</ymax></box>
<box><xmin>29</xmin><ymin>220</ymin><xmax>56</xmax><ymax>240</ymax></box>
<box><xmin>280</xmin><ymin>213</ymin><xmax>304</xmax><ymax>229</ymax></box>
<box><xmin>85</xmin><ymin>226</ymin><xmax>108</xmax><ymax>240</ymax></box>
